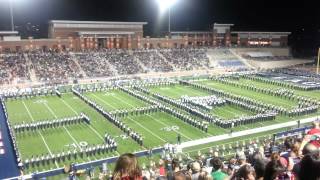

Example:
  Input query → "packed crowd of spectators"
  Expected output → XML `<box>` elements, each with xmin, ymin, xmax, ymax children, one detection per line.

<box><xmin>91</xmin><ymin>120</ymin><xmax>320</xmax><ymax>180</ymax></box>
<box><xmin>75</xmin><ymin>52</ymin><xmax>114</xmax><ymax>78</ymax></box>
<box><xmin>0</xmin><ymin>48</ymin><xmax>288</xmax><ymax>85</ymax></box>
<box><xmin>0</xmin><ymin>54</ymin><xmax>30</xmax><ymax>84</ymax></box>
<box><xmin>105</xmin><ymin>49</ymin><xmax>143</xmax><ymax>75</ymax></box>
<box><xmin>160</xmin><ymin>49</ymin><xmax>209</xmax><ymax>70</ymax></box>
<box><xmin>28</xmin><ymin>51</ymin><xmax>80</xmax><ymax>83</ymax></box>
<box><xmin>133</xmin><ymin>50</ymin><xmax>174</xmax><ymax>73</ymax></box>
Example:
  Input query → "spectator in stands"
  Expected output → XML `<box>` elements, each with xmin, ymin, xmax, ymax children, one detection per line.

<box><xmin>293</xmin><ymin>142</ymin><xmax>319</xmax><ymax>177</ymax></box>
<box><xmin>307</xmin><ymin>121</ymin><xmax>320</xmax><ymax>148</ymax></box>
<box><xmin>190</xmin><ymin>161</ymin><xmax>201</xmax><ymax>180</ymax></box>
<box><xmin>173</xmin><ymin>170</ymin><xmax>192</xmax><ymax>180</ymax></box>
<box><xmin>230</xmin><ymin>164</ymin><xmax>255</xmax><ymax>180</ymax></box>
<box><xmin>263</xmin><ymin>153</ymin><xmax>287</xmax><ymax>180</ymax></box>
<box><xmin>236</xmin><ymin>150</ymin><xmax>248</xmax><ymax>166</ymax></box>
<box><xmin>156</xmin><ymin>159</ymin><xmax>166</xmax><ymax>178</ymax></box>
<box><xmin>253</xmin><ymin>159</ymin><xmax>266</xmax><ymax>180</ymax></box>
<box><xmin>210</xmin><ymin>157</ymin><xmax>228</xmax><ymax>180</ymax></box>
<box><xmin>298</xmin><ymin>152</ymin><xmax>320</xmax><ymax>180</ymax></box>
<box><xmin>112</xmin><ymin>153</ymin><xmax>142</xmax><ymax>180</ymax></box>
<box><xmin>198</xmin><ymin>170</ymin><xmax>212</xmax><ymax>180</ymax></box>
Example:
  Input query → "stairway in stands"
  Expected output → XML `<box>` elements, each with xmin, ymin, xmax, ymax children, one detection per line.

<box><xmin>134</xmin><ymin>56</ymin><xmax>148</xmax><ymax>73</ymax></box>
<box><xmin>155</xmin><ymin>50</ymin><xmax>177</xmax><ymax>71</ymax></box>
<box><xmin>228</xmin><ymin>49</ymin><xmax>256</xmax><ymax>69</ymax></box>
<box><xmin>24</xmin><ymin>54</ymin><xmax>38</xmax><ymax>82</ymax></box>
<box><xmin>69</xmin><ymin>52</ymin><xmax>88</xmax><ymax>78</ymax></box>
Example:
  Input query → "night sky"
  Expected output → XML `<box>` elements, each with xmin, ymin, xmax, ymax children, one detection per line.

<box><xmin>0</xmin><ymin>0</ymin><xmax>319</xmax><ymax>56</ymax></box>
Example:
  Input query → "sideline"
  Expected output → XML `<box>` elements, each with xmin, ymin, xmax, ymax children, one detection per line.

<box><xmin>179</xmin><ymin>116</ymin><xmax>319</xmax><ymax>149</ymax></box>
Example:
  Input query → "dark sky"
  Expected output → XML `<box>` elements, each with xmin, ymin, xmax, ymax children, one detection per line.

<box><xmin>0</xmin><ymin>0</ymin><xmax>319</xmax><ymax>55</ymax></box>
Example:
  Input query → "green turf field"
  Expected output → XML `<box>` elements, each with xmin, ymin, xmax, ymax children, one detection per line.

<box><xmin>210</xmin><ymin>104</ymin><xmax>254</xmax><ymax>120</ymax></box>
<box><xmin>198</xmin><ymin>80</ymin><xmax>299</xmax><ymax>109</ymax></box>
<box><xmin>149</xmin><ymin>84</ymin><xmax>210</xmax><ymax>99</ymax></box>
<box><xmin>3</xmin><ymin>77</ymin><xmax>320</xmax><ymax>174</ymax></box>
<box><xmin>232</xmin><ymin>77</ymin><xmax>320</xmax><ymax>100</ymax></box>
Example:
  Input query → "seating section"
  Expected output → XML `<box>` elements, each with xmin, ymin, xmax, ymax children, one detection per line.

<box><xmin>0</xmin><ymin>48</ymin><xmax>254</xmax><ymax>85</ymax></box>
<box><xmin>159</xmin><ymin>49</ymin><xmax>209</xmax><ymax>70</ymax></box>
<box><xmin>106</xmin><ymin>50</ymin><xmax>143</xmax><ymax>75</ymax></box>
<box><xmin>0</xmin><ymin>54</ymin><xmax>30</xmax><ymax>84</ymax></box>
<box><xmin>134</xmin><ymin>50</ymin><xmax>173</xmax><ymax>72</ymax></box>
<box><xmin>209</xmin><ymin>49</ymin><xmax>247</xmax><ymax>68</ymax></box>
<box><xmin>28</xmin><ymin>52</ymin><xmax>80</xmax><ymax>82</ymax></box>
<box><xmin>75</xmin><ymin>52</ymin><xmax>114</xmax><ymax>78</ymax></box>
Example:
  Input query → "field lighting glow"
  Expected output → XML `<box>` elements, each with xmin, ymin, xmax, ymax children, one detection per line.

<box><xmin>156</xmin><ymin>0</ymin><xmax>178</xmax><ymax>13</ymax></box>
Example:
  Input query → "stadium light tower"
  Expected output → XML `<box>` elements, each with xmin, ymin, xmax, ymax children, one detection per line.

<box><xmin>9</xmin><ymin>0</ymin><xmax>15</xmax><ymax>31</ymax></box>
<box><xmin>156</xmin><ymin>0</ymin><xmax>178</xmax><ymax>35</ymax></box>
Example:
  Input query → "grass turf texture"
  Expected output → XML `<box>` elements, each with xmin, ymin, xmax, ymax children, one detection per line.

<box><xmin>232</xmin><ymin>77</ymin><xmax>320</xmax><ymax>101</ymax></box>
<box><xmin>149</xmin><ymin>84</ymin><xmax>210</xmax><ymax>99</ymax></box>
<box><xmin>197</xmin><ymin>80</ymin><xmax>300</xmax><ymax>109</ymax></box>
<box><xmin>210</xmin><ymin>104</ymin><xmax>254</xmax><ymax>120</ymax></box>
<box><xmin>3</xmin><ymin>78</ymin><xmax>320</xmax><ymax>175</ymax></box>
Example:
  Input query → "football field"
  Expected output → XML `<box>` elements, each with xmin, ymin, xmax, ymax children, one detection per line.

<box><xmin>3</xmin><ymin>76</ymin><xmax>320</xmax><ymax>173</ymax></box>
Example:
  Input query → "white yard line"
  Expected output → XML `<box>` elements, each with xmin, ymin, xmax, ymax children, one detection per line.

<box><xmin>91</xmin><ymin>93</ymin><xmax>118</xmax><ymax>111</ymax></box>
<box><xmin>92</xmin><ymin>94</ymin><xmax>166</xmax><ymax>142</ymax></box>
<box><xmin>59</xmin><ymin>98</ymin><xmax>105</xmax><ymax>141</ymax></box>
<box><xmin>42</xmin><ymin>102</ymin><xmax>82</xmax><ymax>150</ymax></box>
<box><xmin>145</xmin><ymin>114</ymin><xmax>193</xmax><ymax>140</ymax></box>
<box><xmin>111</xmin><ymin>93</ymin><xmax>194</xmax><ymax>141</ymax></box>
<box><xmin>127</xmin><ymin>117</ymin><xmax>166</xmax><ymax>142</ymax></box>
<box><xmin>22</xmin><ymin>101</ymin><xmax>59</xmax><ymax>168</ymax></box>
<box><xmin>61</xmin><ymin>98</ymin><xmax>120</xmax><ymax>156</ymax></box>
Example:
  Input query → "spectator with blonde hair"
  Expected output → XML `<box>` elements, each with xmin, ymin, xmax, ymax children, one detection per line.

<box><xmin>112</xmin><ymin>153</ymin><xmax>142</xmax><ymax>180</ymax></box>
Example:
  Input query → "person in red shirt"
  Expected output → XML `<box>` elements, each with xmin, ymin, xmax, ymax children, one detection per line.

<box><xmin>300</xmin><ymin>121</ymin><xmax>320</xmax><ymax>153</ymax></box>
<box><xmin>112</xmin><ymin>153</ymin><xmax>142</xmax><ymax>180</ymax></box>
<box><xmin>307</xmin><ymin>121</ymin><xmax>320</xmax><ymax>135</ymax></box>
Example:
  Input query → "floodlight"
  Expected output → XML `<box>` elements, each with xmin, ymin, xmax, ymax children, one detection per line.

<box><xmin>156</xmin><ymin>0</ymin><xmax>178</xmax><ymax>33</ymax></box>
<box><xmin>156</xmin><ymin>0</ymin><xmax>178</xmax><ymax>13</ymax></box>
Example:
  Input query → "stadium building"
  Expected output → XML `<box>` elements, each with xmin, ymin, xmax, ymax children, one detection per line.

<box><xmin>0</xmin><ymin>20</ymin><xmax>290</xmax><ymax>52</ymax></box>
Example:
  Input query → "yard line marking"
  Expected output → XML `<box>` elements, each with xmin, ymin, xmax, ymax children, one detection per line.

<box><xmin>42</xmin><ymin>102</ymin><xmax>82</xmax><ymax>150</ymax></box>
<box><xmin>127</xmin><ymin>117</ymin><xmax>166</xmax><ymax>142</ymax></box>
<box><xmin>91</xmin><ymin>94</ymin><xmax>118</xmax><ymax>109</ymax></box>
<box><xmin>91</xmin><ymin>93</ymin><xmax>118</xmax><ymax>110</ymax></box>
<box><xmin>93</xmin><ymin>94</ymin><xmax>167</xmax><ymax>142</ymax></box>
<box><xmin>22</xmin><ymin>101</ymin><xmax>59</xmax><ymax>168</ymax></box>
<box><xmin>111</xmin><ymin>94</ymin><xmax>193</xmax><ymax>140</ymax></box>
<box><xmin>145</xmin><ymin>114</ymin><xmax>193</xmax><ymax>140</ymax></box>
<box><xmin>91</xmin><ymin>94</ymin><xmax>166</xmax><ymax>144</ymax></box>
<box><xmin>59</xmin><ymin>98</ymin><xmax>105</xmax><ymax>141</ymax></box>
<box><xmin>89</xmin><ymin>94</ymin><xmax>146</xmax><ymax>152</ymax></box>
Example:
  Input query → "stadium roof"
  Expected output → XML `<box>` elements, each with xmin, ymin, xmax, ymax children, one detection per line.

<box><xmin>49</xmin><ymin>20</ymin><xmax>148</xmax><ymax>25</ymax></box>
<box><xmin>171</xmin><ymin>31</ymin><xmax>212</xmax><ymax>34</ymax></box>
<box><xmin>78</xmin><ymin>31</ymin><xmax>135</xmax><ymax>36</ymax></box>
<box><xmin>213</xmin><ymin>23</ymin><xmax>234</xmax><ymax>26</ymax></box>
<box><xmin>232</xmin><ymin>31</ymin><xmax>291</xmax><ymax>35</ymax></box>
<box><xmin>0</xmin><ymin>31</ymin><xmax>19</xmax><ymax>35</ymax></box>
